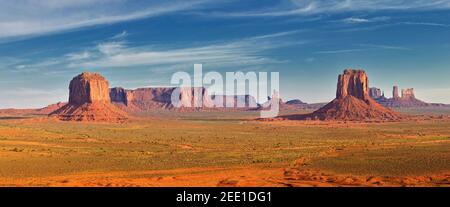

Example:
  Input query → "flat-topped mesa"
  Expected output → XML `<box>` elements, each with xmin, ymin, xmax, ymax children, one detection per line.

<box><xmin>69</xmin><ymin>72</ymin><xmax>111</xmax><ymax>104</ymax></box>
<box><xmin>110</xmin><ymin>87</ymin><xmax>215</xmax><ymax>110</ymax></box>
<box><xmin>110</xmin><ymin>86</ymin><xmax>259</xmax><ymax>111</ymax></box>
<box><xmin>336</xmin><ymin>69</ymin><xmax>370</xmax><ymax>100</ymax></box>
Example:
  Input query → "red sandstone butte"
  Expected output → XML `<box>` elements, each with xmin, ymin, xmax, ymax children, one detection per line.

<box><xmin>308</xmin><ymin>69</ymin><xmax>402</xmax><ymax>121</ymax></box>
<box><xmin>50</xmin><ymin>72</ymin><xmax>128</xmax><ymax>122</ymax></box>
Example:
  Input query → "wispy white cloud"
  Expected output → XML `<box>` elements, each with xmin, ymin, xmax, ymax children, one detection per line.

<box><xmin>3</xmin><ymin>0</ymin><xmax>449</xmax><ymax>40</ymax></box>
<box><xmin>315</xmin><ymin>43</ymin><xmax>411</xmax><ymax>54</ymax></box>
<box><xmin>341</xmin><ymin>16</ymin><xmax>390</xmax><ymax>24</ymax></box>
<box><xmin>314</xmin><ymin>49</ymin><xmax>365</xmax><ymax>54</ymax></box>
<box><xmin>97</xmin><ymin>41</ymin><xmax>126</xmax><ymax>55</ymax></box>
<box><xmin>400</xmin><ymin>22</ymin><xmax>450</xmax><ymax>27</ymax></box>
<box><xmin>67</xmin><ymin>31</ymin><xmax>302</xmax><ymax>69</ymax></box>
<box><xmin>9</xmin><ymin>59</ymin><xmax>62</xmax><ymax>73</ymax></box>
<box><xmin>343</xmin><ymin>17</ymin><xmax>371</xmax><ymax>24</ymax></box>
<box><xmin>4</xmin><ymin>30</ymin><xmax>300</xmax><ymax>76</ymax></box>
<box><xmin>0</xmin><ymin>0</ymin><xmax>216</xmax><ymax>39</ymax></box>
<box><xmin>249</xmin><ymin>30</ymin><xmax>305</xmax><ymax>39</ymax></box>
<box><xmin>357</xmin><ymin>43</ymin><xmax>411</xmax><ymax>50</ymax></box>
<box><xmin>334</xmin><ymin>20</ymin><xmax>450</xmax><ymax>33</ymax></box>
<box><xmin>209</xmin><ymin>0</ymin><xmax>450</xmax><ymax>18</ymax></box>
<box><xmin>66</xmin><ymin>51</ymin><xmax>91</xmax><ymax>61</ymax></box>
<box><xmin>0</xmin><ymin>57</ymin><xmax>25</xmax><ymax>69</ymax></box>
<box><xmin>111</xmin><ymin>30</ymin><xmax>129</xmax><ymax>39</ymax></box>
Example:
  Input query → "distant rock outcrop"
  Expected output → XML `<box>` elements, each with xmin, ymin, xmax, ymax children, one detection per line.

<box><xmin>5</xmin><ymin>71</ymin><xmax>448</xmax><ymax>118</ymax></box>
<box><xmin>289</xmin><ymin>69</ymin><xmax>402</xmax><ymax>121</ymax></box>
<box><xmin>110</xmin><ymin>87</ymin><xmax>174</xmax><ymax>111</ymax></box>
<box><xmin>50</xmin><ymin>72</ymin><xmax>128</xmax><ymax>122</ymax></box>
<box><xmin>211</xmin><ymin>95</ymin><xmax>258</xmax><ymax>108</ymax></box>
<box><xmin>285</xmin><ymin>99</ymin><xmax>306</xmax><ymax>105</ymax></box>
<box><xmin>401</xmin><ymin>88</ymin><xmax>415</xmax><ymax>99</ymax></box>
<box><xmin>37</xmin><ymin>102</ymin><xmax>67</xmax><ymax>114</ymax></box>
<box><xmin>393</xmin><ymin>86</ymin><xmax>400</xmax><ymax>99</ymax></box>
<box><xmin>110</xmin><ymin>86</ymin><xmax>259</xmax><ymax>112</ymax></box>
<box><xmin>369</xmin><ymin>87</ymin><xmax>382</xmax><ymax>99</ymax></box>
<box><xmin>257</xmin><ymin>96</ymin><xmax>323</xmax><ymax>111</ymax></box>
<box><xmin>0</xmin><ymin>102</ymin><xmax>67</xmax><ymax>116</ymax></box>
<box><xmin>372</xmin><ymin>86</ymin><xmax>429</xmax><ymax>108</ymax></box>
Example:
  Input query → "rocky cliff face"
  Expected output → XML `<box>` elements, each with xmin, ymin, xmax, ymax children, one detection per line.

<box><xmin>110</xmin><ymin>86</ymin><xmax>258</xmax><ymax>112</ymax></box>
<box><xmin>111</xmin><ymin>87</ymin><xmax>207</xmax><ymax>110</ymax></box>
<box><xmin>110</xmin><ymin>87</ymin><xmax>127</xmax><ymax>104</ymax></box>
<box><xmin>336</xmin><ymin>69</ymin><xmax>370</xmax><ymax>100</ymax></box>
<box><xmin>68</xmin><ymin>72</ymin><xmax>111</xmax><ymax>104</ymax></box>
<box><xmin>50</xmin><ymin>72</ymin><xmax>128</xmax><ymax>122</ymax></box>
<box><xmin>112</xmin><ymin>87</ymin><xmax>176</xmax><ymax>110</ymax></box>
<box><xmin>126</xmin><ymin>88</ymin><xmax>173</xmax><ymax>108</ymax></box>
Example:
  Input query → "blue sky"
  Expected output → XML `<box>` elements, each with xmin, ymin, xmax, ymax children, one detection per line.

<box><xmin>1</xmin><ymin>0</ymin><xmax>450</xmax><ymax>108</ymax></box>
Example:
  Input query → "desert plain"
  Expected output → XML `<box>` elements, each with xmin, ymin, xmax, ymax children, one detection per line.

<box><xmin>0</xmin><ymin>109</ymin><xmax>449</xmax><ymax>187</ymax></box>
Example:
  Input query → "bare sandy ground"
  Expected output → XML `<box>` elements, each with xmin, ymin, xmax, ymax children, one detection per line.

<box><xmin>0</xmin><ymin>163</ymin><xmax>448</xmax><ymax>187</ymax></box>
<box><xmin>0</xmin><ymin>117</ymin><xmax>449</xmax><ymax>187</ymax></box>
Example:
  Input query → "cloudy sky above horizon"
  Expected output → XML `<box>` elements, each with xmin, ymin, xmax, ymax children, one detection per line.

<box><xmin>1</xmin><ymin>0</ymin><xmax>450</xmax><ymax>108</ymax></box>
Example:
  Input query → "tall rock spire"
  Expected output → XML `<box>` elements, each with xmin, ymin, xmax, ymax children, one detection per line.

<box><xmin>393</xmin><ymin>86</ymin><xmax>400</xmax><ymax>99</ymax></box>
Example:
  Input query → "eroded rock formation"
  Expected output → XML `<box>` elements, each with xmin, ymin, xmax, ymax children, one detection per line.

<box><xmin>306</xmin><ymin>69</ymin><xmax>402</xmax><ymax>121</ymax></box>
<box><xmin>336</xmin><ymin>70</ymin><xmax>370</xmax><ymax>100</ymax></box>
<box><xmin>393</xmin><ymin>86</ymin><xmax>400</xmax><ymax>99</ymax></box>
<box><xmin>369</xmin><ymin>87</ymin><xmax>382</xmax><ymax>99</ymax></box>
<box><xmin>110</xmin><ymin>87</ymin><xmax>173</xmax><ymax>111</ymax></box>
<box><xmin>50</xmin><ymin>72</ymin><xmax>128</xmax><ymax>122</ymax></box>
<box><xmin>373</xmin><ymin>86</ymin><xmax>429</xmax><ymax>108</ymax></box>
<box><xmin>401</xmin><ymin>88</ymin><xmax>415</xmax><ymax>99</ymax></box>
<box><xmin>110</xmin><ymin>86</ymin><xmax>259</xmax><ymax>112</ymax></box>
<box><xmin>68</xmin><ymin>73</ymin><xmax>111</xmax><ymax>104</ymax></box>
